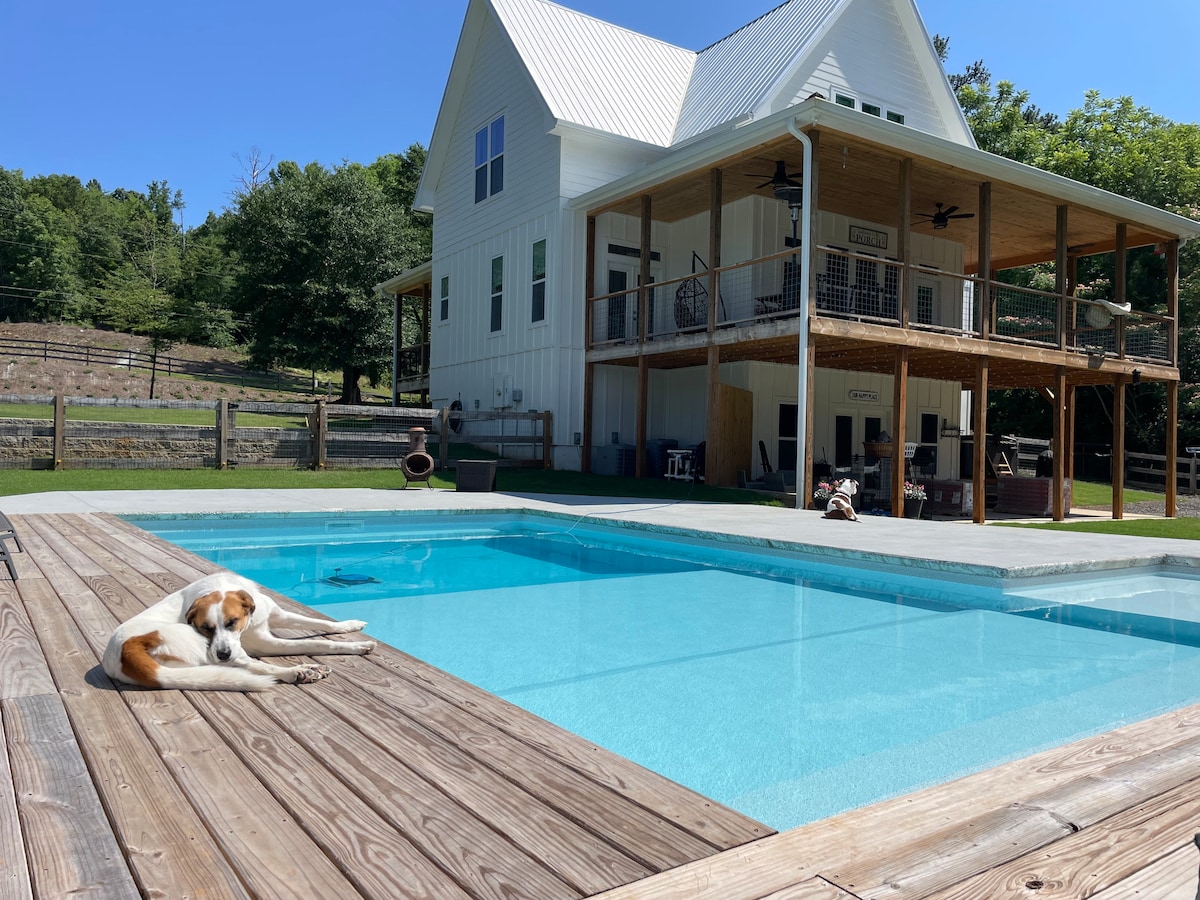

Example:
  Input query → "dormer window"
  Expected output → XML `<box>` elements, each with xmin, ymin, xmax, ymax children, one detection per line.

<box><xmin>475</xmin><ymin>116</ymin><xmax>505</xmax><ymax>203</ymax></box>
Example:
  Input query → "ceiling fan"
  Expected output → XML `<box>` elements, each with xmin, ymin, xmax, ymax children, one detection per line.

<box><xmin>746</xmin><ymin>160</ymin><xmax>803</xmax><ymax>202</ymax></box>
<box><xmin>914</xmin><ymin>203</ymin><xmax>975</xmax><ymax>229</ymax></box>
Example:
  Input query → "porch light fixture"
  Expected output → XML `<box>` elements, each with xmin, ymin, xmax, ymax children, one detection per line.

<box><xmin>1131</xmin><ymin>369</ymin><xmax>1141</xmax><ymax>384</ymax></box>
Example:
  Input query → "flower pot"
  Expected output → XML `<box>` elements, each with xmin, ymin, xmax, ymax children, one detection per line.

<box><xmin>903</xmin><ymin>498</ymin><xmax>925</xmax><ymax>519</ymax></box>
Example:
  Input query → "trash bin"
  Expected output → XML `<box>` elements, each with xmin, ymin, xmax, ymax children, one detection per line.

<box><xmin>456</xmin><ymin>459</ymin><xmax>497</xmax><ymax>492</ymax></box>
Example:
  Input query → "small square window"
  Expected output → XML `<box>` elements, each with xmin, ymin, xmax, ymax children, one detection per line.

<box><xmin>835</xmin><ymin>93</ymin><xmax>856</xmax><ymax>109</ymax></box>
<box><xmin>886</xmin><ymin>110</ymin><xmax>905</xmax><ymax>124</ymax></box>
<box><xmin>862</xmin><ymin>102</ymin><xmax>881</xmax><ymax>117</ymax></box>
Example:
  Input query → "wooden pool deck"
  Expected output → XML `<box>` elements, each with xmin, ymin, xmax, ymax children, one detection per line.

<box><xmin>3</xmin><ymin>511</ymin><xmax>1200</xmax><ymax>899</ymax></box>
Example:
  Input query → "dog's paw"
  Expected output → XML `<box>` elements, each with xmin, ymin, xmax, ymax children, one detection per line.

<box><xmin>349</xmin><ymin>640</ymin><xmax>376</xmax><ymax>655</ymax></box>
<box><xmin>293</xmin><ymin>664</ymin><xmax>332</xmax><ymax>684</ymax></box>
<box><xmin>334</xmin><ymin>619</ymin><xmax>368</xmax><ymax>633</ymax></box>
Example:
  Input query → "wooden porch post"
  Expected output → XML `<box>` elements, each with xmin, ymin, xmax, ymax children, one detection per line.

<box><xmin>1167</xmin><ymin>238</ymin><xmax>1180</xmax><ymax>518</ymax></box>
<box><xmin>978</xmin><ymin>182</ymin><xmax>992</xmax><ymax>340</ymax></box>
<box><xmin>1115</xmin><ymin>223</ymin><xmax>1127</xmax><ymax>358</ymax></box>
<box><xmin>581</xmin><ymin>215</ymin><xmax>596</xmax><ymax>473</ymax></box>
<box><xmin>707</xmin><ymin>169</ymin><xmax>722</xmax><ymax>333</ymax></box>
<box><xmin>804</xmin><ymin>340</ymin><xmax>816</xmax><ymax>508</ymax></box>
<box><xmin>704</xmin><ymin>169</ymin><xmax>723</xmax><ymax>484</ymax></box>
<box><xmin>898</xmin><ymin>159</ymin><xmax>912</xmax><ymax>328</ymax></box>
<box><xmin>1113</xmin><ymin>373</ymin><xmax>1126</xmax><ymax>519</ymax></box>
<box><xmin>890</xmin><ymin>347</ymin><xmax>909</xmax><ymax>516</ymax></box>
<box><xmin>1052</xmin><ymin>366</ymin><xmax>1067</xmax><ymax>521</ymax></box>
<box><xmin>1167</xmin><ymin>239</ymin><xmax>1180</xmax><ymax>366</ymax></box>
<box><xmin>973</xmin><ymin>357</ymin><xmax>989</xmax><ymax>524</ymax></box>
<box><xmin>635</xmin><ymin>196</ymin><xmax>651</xmax><ymax>477</ymax></box>
<box><xmin>1065</xmin><ymin>383</ymin><xmax>1076</xmax><ymax>482</ymax></box>
<box><xmin>1055</xmin><ymin>206</ymin><xmax>1068</xmax><ymax>351</ymax></box>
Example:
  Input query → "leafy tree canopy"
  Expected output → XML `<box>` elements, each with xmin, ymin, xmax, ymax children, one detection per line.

<box><xmin>228</xmin><ymin>157</ymin><xmax>422</xmax><ymax>403</ymax></box>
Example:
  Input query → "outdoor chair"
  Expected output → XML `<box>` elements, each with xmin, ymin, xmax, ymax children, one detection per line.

<box><xmin>1</xmin><ymin>511</ymin><xmax>24</xmax><ymax>553</ymax></box>
<box><xmin>0</xmin><ymin>511</ymin><xmax>21</xmax><ymax>580</ymax></box>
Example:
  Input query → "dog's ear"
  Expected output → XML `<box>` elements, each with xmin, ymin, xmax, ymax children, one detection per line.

<box><xmin>235</xmin><ymin>590</ymin><xmax>256</xmax><ymax>617</ymax></box>
<box><xmin>185</xmin><ymin>591</ymin><xmax>222</xmax><ymax>629</ymax></box>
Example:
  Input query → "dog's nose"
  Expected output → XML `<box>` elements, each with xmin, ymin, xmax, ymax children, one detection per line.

<box><xmin>216</xmin><ymin>648</ymin><xmax>231</xmax><ymax>661</ymax></box>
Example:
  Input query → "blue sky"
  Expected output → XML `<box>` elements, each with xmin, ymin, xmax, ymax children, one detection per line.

<box><xmin>2</xmin><ymin>0</ymin><xmax>1195</xmax><ymax>224</ymax></box>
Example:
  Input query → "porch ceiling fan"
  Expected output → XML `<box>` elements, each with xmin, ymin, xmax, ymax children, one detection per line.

<box><xmin>746</xmin><ymin>160</ymin><xmax>803</xmax><ymax>203</ymax></box>
<box><xmin>914</xmin><ymin>202</ymin><xmax>975</xmax><ymax>229</ymax></box>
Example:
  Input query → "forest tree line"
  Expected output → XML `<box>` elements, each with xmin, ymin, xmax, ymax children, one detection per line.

<box><xmin>2</xmin><ymin>43</ymin><xmax>1200</xmax><ymax>445</ymax></box>
<box><xmin>0</xmin><ymin>145</ymin><xmax>430</xmax><ymax>404</ymax></box>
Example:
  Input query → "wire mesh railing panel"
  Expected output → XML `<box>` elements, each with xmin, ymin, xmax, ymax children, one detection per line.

<box><xmin>1070</xmin><ymin>302</ymin><xmax>1118</xmax><ymax>355</ymax></box>
<box><xmin>717</xmin><ymin>255</ymin><xmax>798</xmax><ymax>325</ymax></box>
<box><xmin>1124</xmin><ymin>313</ymin><xmax>1171</xmax><ymax>362</ymax></box>
<box><xmin>992</xmin><ymin>284</ymin><xmax>1059</xmax><ymax>345</ymax></box>
<box><xmin>589</xmin><ymin>287</ymin><xmax>642</xmax><ymax>347</ymax></box>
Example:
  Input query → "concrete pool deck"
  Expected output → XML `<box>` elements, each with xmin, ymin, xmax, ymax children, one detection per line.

<box><xmin>3</xmin><ymin>486</ymin><xmax>1197</xmax><ymax>579</ymax></box>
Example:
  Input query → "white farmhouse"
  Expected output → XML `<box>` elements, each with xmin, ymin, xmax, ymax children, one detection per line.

<box><xmin>380</xmin><ymin>0</ymin><xmax>1199</xmax><ymax>521</ymax></box>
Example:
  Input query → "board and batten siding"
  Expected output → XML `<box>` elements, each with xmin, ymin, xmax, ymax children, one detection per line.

<box><xmin>429</xmin><ymin>12</ymin><xmax>561</xmax><ymax>257</ymax></box>
<box><xmin>772</xmin><ymin>0</ymin><xmax>961</xmax><ymax>143</ymax></box>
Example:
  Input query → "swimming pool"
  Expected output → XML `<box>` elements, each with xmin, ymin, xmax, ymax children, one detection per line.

<box><xmin>132</xmin><ymin>510</ymin><xmax>1200</xmax><ymax>830</ymax></box>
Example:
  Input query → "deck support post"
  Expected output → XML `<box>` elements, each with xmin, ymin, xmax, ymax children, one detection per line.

<box><xmin>707</xmin><ymin>168</ymin><xmax>722</xmax><ymax>334</ymax></box>
<box><xmin>1115</xmin><ymin>223</ymin><xmax>1128</xmax><ymax>358</ymax></box>
<box><xmin>1052</xmin><ymin>366</ymin><xmax>1067</xmax><ymax>521</ymax></box>
<box><xmin>898</xmin><ymin>158</ymin><xmax>911</xmax><ymax>328</ymax></box>
<box><xmin>890</xmin><ymin>346</ymin><xmax>909</xmax><ymax>516</ymax></box>
<box><xmin>636</xmin><ymin>195</ymin><xmax>651</xmax><ymax>478</ymax></box>
<box><xmin>1113</xmin><ymin>372</ymin><xmax>1126</xmax><ymax>519</ymax></box>
<box><xmin>973</xmin><ymin>357</ymin><xmax>989</xmax><ymax>524</ymax></box>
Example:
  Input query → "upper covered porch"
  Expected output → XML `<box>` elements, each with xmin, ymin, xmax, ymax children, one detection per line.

<box><xmin>573</xmin><ymin>99</ymin><xmax>1199</xmax><ymax>519</ymax></box>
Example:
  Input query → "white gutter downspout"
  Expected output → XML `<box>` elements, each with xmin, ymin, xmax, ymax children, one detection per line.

<box><xmin>788</xmin><ymin>119</ymin><xmax>813</xmax><ymax>511</ymax></box>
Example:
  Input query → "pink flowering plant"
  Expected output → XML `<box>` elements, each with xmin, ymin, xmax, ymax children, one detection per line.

<box><xmin>812</xmin><ymin>480</ymin><xmax>837</xmax><ymax>502</ymax></box>
<box><xmin>904</xmin><ymin>481</ymin><xmax>927</xmax><ymax>500</ymax></box>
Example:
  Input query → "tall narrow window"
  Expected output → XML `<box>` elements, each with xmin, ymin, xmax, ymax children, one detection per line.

<box><xmin>439</xmin><ymin>275</ymin><xmax>449</xmax><ymax>322</ymax></box>
<box><xmin>490</xmin><ymin>256</ymin><xmax>504</xmax><ymax>332</ymax></box>
<box><xmin>531</xmin><ymin>239</ymin><xmax>546</xmax><ymax>322</ymax></box>
<box><xmin>475</xmin><ymin>116</ymin><xmax>504</xmax><ymax>203</ymax></box>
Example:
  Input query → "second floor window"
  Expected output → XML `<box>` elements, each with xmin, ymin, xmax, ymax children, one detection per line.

<box><xmin>439</xmin><ymin>275</ymin><xmax>449</xmax><ymax>322</ymax></box>
<box><xmin>490</xmin><ymin>255</ymin><xmax>504</xmax><ymax>332</ymax></box>
<box><xmin>531</xmin><ymin>239</ymin><xmax>546</xmax><ymax>322</ymax></box>
<box><xmin>475</xmin><ymin>116</ymin><xmax>505</xmax><ymax>203</ymax></box>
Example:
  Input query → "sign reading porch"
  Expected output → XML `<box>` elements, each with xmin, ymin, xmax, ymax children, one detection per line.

<box><xmin>848</xmin><ymin>226</ymin><xmax>888</xmax><ymax>250</ymax></box>
<box><xmin>849</xmin><ymin>390</ymin><xmax>879</xmax><ymax>402</ymax></box>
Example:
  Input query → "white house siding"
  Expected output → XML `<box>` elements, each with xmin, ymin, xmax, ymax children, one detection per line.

<box><xmin>770</xmin><ymin>0</ymin><xmax>954</xmax><ymax>141</ymax></box>
<box><xmin>427</xmin><ymin>12</ymin><xmax>585</xmax><ymax>459</ymax></box>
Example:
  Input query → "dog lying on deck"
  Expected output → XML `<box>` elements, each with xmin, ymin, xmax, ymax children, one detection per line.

<box><xmin>822</xmin><ymin>478</ymin><xmax>861</xmax><ymax>522</ymax></box>
<box><xmin>102</xmin><ymin>572</ymin><xmax>375</xmax><ymax>691</ymax></box>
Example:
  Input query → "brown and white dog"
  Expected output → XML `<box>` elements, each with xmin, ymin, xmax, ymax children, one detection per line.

<box><xmin>102</xmin><ymin>572</ymin><xmax>375</xmax><ymax>691</ymax></box>
<box><xmin>822</xmin><ymin>478</ymin><xmax>861</xmax><ymax>521</ymax></box>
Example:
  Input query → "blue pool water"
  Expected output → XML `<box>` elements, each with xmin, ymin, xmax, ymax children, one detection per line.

<box><xmin>132</xmin><ymin>511</ymin><xmax>1200</xmax><ymax>830</ymax></box>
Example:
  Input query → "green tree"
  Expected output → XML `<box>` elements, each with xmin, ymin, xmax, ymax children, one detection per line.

<box><xmin>229</xmin><ymin>159</ymin><xmax>419</xmax><ymax>404</ymax></box>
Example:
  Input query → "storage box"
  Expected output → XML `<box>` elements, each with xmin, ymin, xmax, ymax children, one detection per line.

<box><xmin>456</xmin><ymin>459</ymin><xmax>497</xmax><ymax>492</ymax></box>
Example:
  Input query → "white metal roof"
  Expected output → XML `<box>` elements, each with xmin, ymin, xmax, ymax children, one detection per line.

<box><xmin>673</xmin><ymin>0</ymin><xmax>845</xmax><ymax>144</ymax></box>
<box><xmin>490</xmin><ymin>0</ymin><xmax>695</xmax><ymax>147</ymax></box>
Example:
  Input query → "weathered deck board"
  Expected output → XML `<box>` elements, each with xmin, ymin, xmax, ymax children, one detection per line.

<box><xmin>0</xmin><ymin>703</ymin><xmax>35</xmax><ymax>900</ymax></box>
<box><xmin>7</xmin><ymin>510</ymin><xmax>1200</xmax><ymax>899</ymax></box>
<box><xmin>4</xmin><ymin>693</ymin><xmax>140</xmax><ymax>900</ymax></box>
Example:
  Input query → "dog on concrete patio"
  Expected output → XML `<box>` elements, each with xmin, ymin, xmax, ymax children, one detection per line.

<box><xmin>822</xmin><ymin>478</ymin><xmax>861</xmax><ymax>522</ymax></box>
<box><xmin>102</xmin><ymin>572</ymin><xmax>375</xmax><ymax>691</ymax></box>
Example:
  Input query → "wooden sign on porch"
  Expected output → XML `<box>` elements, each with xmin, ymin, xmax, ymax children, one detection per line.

<box><xmin>848</xmin><ymin>226</ymin><xmax>888</xmax><ymax>250</ymax></box>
